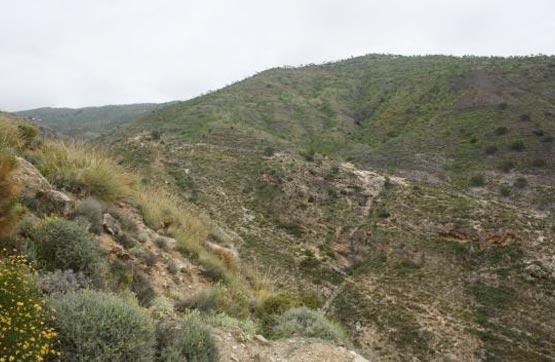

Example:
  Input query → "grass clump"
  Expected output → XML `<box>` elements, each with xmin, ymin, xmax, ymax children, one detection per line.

<box><xmin>0</xmin><ymin>153</ymin><xmax>24</xmax><ymax>240</ymax></box>
<box><xmin>180</xmin><ymin>283</ymin><xmax>249</xmax><ymax>319</ymax></box>
<box><xmin>50</xmin><ymin>290</ymin><xmax>156</xmax><ymax>362</ymax></box>
<box><xmin>469</xmin><ymin>174</ymin><xmax>486</xmax><ymax>188</ymax></box>
<box><xmin>30</xmin><ymin>140</ymin><xmax>135</xmax><ymax>200</ymax></box>
<box><xmin>0</xmin><ymin>254</ymin><xmax>59</xmax><ymax>361</ymax></box>
<box><xmin>24</xmin><ymin>217</ymin><xmax>105</xmax><ymax>279</ymax></box>
<box><xmin>272</xmin><ymin>307</ymin><xmax>348</xmax><ymax>345</ymax></box>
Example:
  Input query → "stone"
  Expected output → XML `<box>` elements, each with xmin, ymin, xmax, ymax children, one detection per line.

<box><xmin>13</xmin><ymin>157</ymin><xmax>51</xmax><ymax>198</ymax></box>
<box><xmin>254</xmin><ymin>334</ymin><xmax>270</xmax><ymax>345</ymax></box>
<box><xmin>38</xmin><ymin>190</ymin><xmax>74</xmax><ymax>216</ymax></box>
<box><xmin>103</xmin><ymin>213</ymin><xmax>122</xmax><ymax>236</ymax></box>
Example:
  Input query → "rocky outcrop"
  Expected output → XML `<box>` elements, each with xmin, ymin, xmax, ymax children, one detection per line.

<box><xmin>13</xmin><ymin>157</ymin><xmax>51</xmax><ymax>197</ymax></box>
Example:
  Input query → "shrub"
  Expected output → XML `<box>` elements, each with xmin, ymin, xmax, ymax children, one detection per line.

<box><xmin>115</xmin><ymin>232</ymin><xmax>138</xmax><ymax>249</ymax></box>
<box><xmin>532</xmin><ymin>159</ymin><xmax>547</xmax><ymax>168</ymax></box>
<box><xmin>494</xmin><ymin>127</ymin><xmax>508</xmax><ymax>136</ymax></box>
<box><xmin>167</xmin><ymin>259</ymin><xmax>180</xmax><ymax>274</ymax></box>
<box><xmin>157</xmin><ymin>318</ymin><xmax>219</xmax><ymax>362</ymax></box>
<box><xmin>130</xmin><ymin>245</ymin><xmax>157</xmax><ymax>267</ymax></box>
<box><xmin>532</xmin><ymin>129</ymin><xmax>544</xmax><ymax>137</ymax></box>
<box><xmin>151</xmin><ymin>130</ymin><xmax>161</xmax><ymax>140</ymax></box>
<box><xmin>498</xmin><ymin>160</ymin><xmax>514</xmax><ymax>173</ymax></box>
<box><xmin>272</xmin><ymin>307</ymin><xmax>348</xmax><ymax>345</ymax></box>
<box><xmin>25</xmin><ymin>217</ymin><xmax>105</xmax><ymax>279</ymax></box>
<box><xmin>519</xmin><ymin>114</ymin><xmax>531</xmax><ymax>122</ymax></box>
<box><xmin>514</xmin><ymin>177</ymin><xmax>528</xmax><ymax>189</ymax></box>
<box><xmin>469</xmin><ymin>174</ymin><xmax>486</xmax><ymax>187</ymax></box>
<box><xmin>149</xmin><ymin>296</ymin><xmax>175</xmax><ymax>319</ymax></box>
<box><xmin>138</xmin><ymin>232</ymin><xmax>149</xmax><ymax>243</ymax></box>
<box><xmin>198</xmin><ymin>312</ymin><xmax>256</xmax><ymax>336</ymax></box>
<box><xmin>155</xmin><ymin>237</ymin><xmax>169</xmax><ymax>250</ymax></box>
<box><xmin>74</xmin><ymin>197</ymin><xmax>104</xmax><ymax>234</ymax></box>
<box><xmin>132</xmin><ymin>270</ymin><xmax>156</xmax><ymax>307</ymax></box>
<box><xmin>510</xmin><ymin>141</ymin><xmax>525</xmax><ymax>152</ymax></box>
<box><xmin>50</xmin><ymin>290</ymin><xmax>156</xmax><ymax>362</ymax></box>
<box><xmin>499</xmin><ymin>186</ymin><xmax>511</xmax><ymax>197</ymax></box>
<box><xmin>263</xmin><ymin>146</ymin><xmax>275</xmax><ymax>157</ymax></box>
<box><xmin>0</xmin><ymin>254</ymin><xmax>59</xmax><ymax>361</ymax></box>
<box><xmin>484</xmin><ymin>145</ymin><xmax>498</xmax><ymax>155</ymax></box>
<box><xmin>253</xmin><ymin>292</ymin><xmax>299</xmax><ymax>336</ymax></box>
<box><xmin>38</xmin><ymin>269</ymin><xmax>91</xmax><ymax>295</ymax></box>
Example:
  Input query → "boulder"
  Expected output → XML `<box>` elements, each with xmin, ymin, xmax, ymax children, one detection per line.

<box><xmin>37</xmin><ymin>190</ymin><xmax>74</xmax><ymax>216</ymax></box>
<box><xmin>13</xmin><ymin>157</ymin><xmax>51</xmax><ymax>198</ymax></box>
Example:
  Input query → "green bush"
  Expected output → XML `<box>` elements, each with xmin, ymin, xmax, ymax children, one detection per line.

<box><xmin>50</xmin><ymin>290</ymin><xmax>156</xmax><ymax>362</ymax></box>
<box><xmin>157</xmin><ymin>319</ymin><xmax>219</xmax><ymax>362</ymax></box>
<box><xmin>499</xmin><ymin>185</ymin><xmax>511</xmax><ymax>197</ymax></box>
<box><xmin>532</xmin><ymin>158</ymin><xmax>547</xmax><ymax>168</ymax></box>
<box><xmin>510</xmin><ymin>140</ymin><xmax>525</xmax><ymax>152</ymax></box>
<box><xmin>253</xmin><ymin>292</ymin><xmax>299</xmax><ymax>336</ymax></box>
<box><xmin>25</xmin><ymin>217</ymin><xmax>105</xmax><ymax>278</ymax></box>
<box><xmin>38</xmin><ymin>269</ymin><xmax>91</xmax><ymax>295</ymax></box>
<box><xmin>469</xmin><ymin>174</ymin><xmax>486</xmax><ymax>188</ymax></box>
<box><xmin>498</xmin><ymin>160</ymin><xmax>514</xmax><ymax>173</ymax></box>
<box><xmin>494</xmin><ymin>127</ymin><xmax>508</xmax><ymax>136</ymax></box>
<box><xmin>272</xmin><ymin>307</ymin><xmax>348</xmax><ymax>345</ymax></box>
<box><xmin>74</xmin><ymin>197</ymin><xmax>104</xmax><ymax>234</ymax></box>
<box><xmin>484</xmin><ymin>145</ymin><xmax>498</xmax><ymax>155</ymax></box>
<box><xmin>514</xmin><ymin>177</ymin><xmax>528</xmax><ymax>189</ymax></box>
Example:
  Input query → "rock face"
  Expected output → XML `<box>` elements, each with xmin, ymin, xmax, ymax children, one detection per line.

<box><xmin>12</xmin><ymin>157</ymin><xmax>51</xmax><ymax>197</ymax></box>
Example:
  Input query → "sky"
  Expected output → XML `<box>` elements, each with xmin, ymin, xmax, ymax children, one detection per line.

<box><xmin>1</xmin><ymin>0</ymin><xmax>554</xmax><ymax>111</ymax></box>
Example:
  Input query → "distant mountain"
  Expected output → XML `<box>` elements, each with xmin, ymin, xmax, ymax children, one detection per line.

<box><xmin>16</xmin><ymin>103</ymin><xmax>169</xmax><ymax>139</ymax></box>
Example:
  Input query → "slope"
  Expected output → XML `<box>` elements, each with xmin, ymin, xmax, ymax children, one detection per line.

<box><xmin>16</xmin><ymin>102</ymin><xmax>166</xmax><ymax>139</ymax></box>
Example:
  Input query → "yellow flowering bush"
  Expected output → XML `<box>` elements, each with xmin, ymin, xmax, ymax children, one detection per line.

<box><xmin>0</xmin><ymin>253</ymin><xmax>59</xmax><ymax>362</ymax></box>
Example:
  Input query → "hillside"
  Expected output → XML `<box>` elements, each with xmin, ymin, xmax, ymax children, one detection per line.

<box><xmin>126</xmin><ymin>55</ymin><xmax>555</xmax><ymax>181</ymax></box>
<box><xmin>0</xmin><ymin>112</ymin><xmax>368</xmax><ymax>361</ymax></box>
<box><xmin>97</xmin><ymin>55</ymin><xmax>555</xmax><ymax>361</ymax></box>
<box><xmin>16</xmin><ymin>103</ymin><xmax>165</xmax><ymax>139</ymax></box>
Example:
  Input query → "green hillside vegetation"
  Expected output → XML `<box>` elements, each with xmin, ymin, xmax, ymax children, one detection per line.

<box><xmin>124</xmin><ymin>55</ymin><xmax>555</xmax><ymax>186</ymax></box>
<box><xmin>16</xmin><ymin>103</ymin><xmax>166</xmax><ymax>139</ymax></box>
<box><xmin>100</xmin><ymin>54</ymin><xmax>555</xmax><ymax>361</ymax></box>
<box><xmin>1</xmin><ymin>113</ymin><xmax>346</xmax><ymax>362</ymax></box>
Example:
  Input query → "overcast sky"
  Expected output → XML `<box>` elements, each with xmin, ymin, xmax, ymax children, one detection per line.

<box><xmin>1</xmin><ymin>0</ymin><xmax>554</xmax><ymax>111</ymax></box>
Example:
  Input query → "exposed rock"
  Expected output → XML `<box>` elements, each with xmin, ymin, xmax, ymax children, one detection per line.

<box><xmin>13</xmin><ymin>156</ymin><xmax>51</xmax><ymax>197</ymax></box>
<box><xmin>37</xmin><ymin>190</ymin><xmax>74</xmax><ymax>216</ymax></box>
<box><xmin>524</xmin><ymin>263</ymin><xmax>549</xmax><ymax>280</ymax></box>
<box><xmin>103</xmin><ymin>213</ymin><xmax>122</xmax><ymax>236</ymax></box>
<box><xmin>254</xmin><ymin>334</ymin><xmax>270</xmax><ymax>345</ymax></box>
<box><xmin>204</xmin><ymin>240</ymin><xmax>240</xmax><ymax>260</ymax></box>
